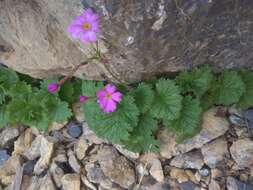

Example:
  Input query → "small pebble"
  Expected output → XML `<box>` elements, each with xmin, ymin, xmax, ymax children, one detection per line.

<box><xmin>0</xmin><ymin>149</ymin><xmax>10</xmax><ymax>166</ymax></box>
<box><xmin>199</xmin><ymin>167</ymin><xmax>210</xmax><ymax>177</ymax></box>
<box><xmin>67</xmin><ymin>121</ymin><xmax>82</xmax><ymax>138</ymax></box>
<box><xmin>23</xmin><ymin>159</ymin><xmax>38</xmax><ymax>175</ymax></box>
<box><xmin>229</xmin><ymin>114</ymin><xmax>245</xmax><ymax>126</ymax></box>
<box><xmin>244</xmin><ymin>109</ymin><xmax>253</xmax><ymax>123</ymax></box>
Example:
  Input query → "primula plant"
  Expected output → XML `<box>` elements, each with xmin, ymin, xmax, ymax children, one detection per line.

<box><xmin>1</xmin><ymin>9</ymin><xmax>253</xmax><ymax>153</ymax></box>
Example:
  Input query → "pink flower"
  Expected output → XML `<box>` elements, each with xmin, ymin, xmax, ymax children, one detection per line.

<box><xmin>79</xmin><ymin>95</ymin><xmax>89</xmax><ymax>103</ymax></box>
<box><xmin>96</xmin><ymin>84</ymin><xmax>122</xmax><ymax>113</ymax></box>
<box><xmin>47</xmin><ymin>83</ymin><xmax>59</xmax><ymax>93</ymax></box>
<box><xmin>67</xmin><ymin>8</ymin><xmax>99</xmax><ymax>43</ymax></box>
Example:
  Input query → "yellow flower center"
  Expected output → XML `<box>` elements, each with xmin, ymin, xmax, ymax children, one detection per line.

<box><xmin>105</xmin><ymin>93</ymin><xmax>111</xmax><ymax>100</ymax></box>
<box><xmin>83</xmin><ymin>22</ymin><xmax>91</xmax><ymax>30</ymax></box>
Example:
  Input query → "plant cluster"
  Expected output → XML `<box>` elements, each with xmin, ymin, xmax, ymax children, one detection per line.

<box><xmin>0</xmin><ymin>67</ymin><xmax>73</xmax><ymax>130</ymax></box>
<box><xmin>81</xmin><ymin>66</ymin><xmax>253</xmax><ymax>152</ymax></box>
<box><xmin>0</xmin><ymin>65</ymin><xmax>253</xmax><ymax>152</ymax></box>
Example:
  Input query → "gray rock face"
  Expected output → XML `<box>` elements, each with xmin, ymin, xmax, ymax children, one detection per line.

<box><xmin>1</xmin><ymin>0</ymin><xmax>253</xmax><ymax>82</ymax></box>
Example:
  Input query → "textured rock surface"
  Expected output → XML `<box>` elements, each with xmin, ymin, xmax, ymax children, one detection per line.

<box><xmin>96</xmin><ymin>145</ymin><xmax>135</xmax><ymax>189</ymax></box>
<box><xmin>24</xmin><ymin>135</ymin><xmax>54</xmax><ymax>175</ymax></box>
<box><xmin>0</xmin><ymin>127</ymin><xmax>19</xmax><ymax>147</ymax></box>
<box><xmin>230</xmin><ymin>138</ymin><xmax>253</xmax><ymax>169</ymax></box>
<box><xmin>170</xmin><ymin>150</ymin><xmax>204</xmax><ymax>170</ymax></box>
<box><xmin>1</xmin><ymin>0</ymin><xmax>253</xmax><ymax>82</ymax></box>
<box><xmin>61</xmin><ymin>174</ymin><xmax>80</xmax><ymax>190</ymax></box>
<box><xmin>201</xmin><ymin>138</ymin><xmax>229</xmax><ymax>168</ymax></box>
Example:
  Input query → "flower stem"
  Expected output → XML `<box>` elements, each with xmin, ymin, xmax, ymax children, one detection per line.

<box><xmin>58</xmin><ymin>62</ymin><xmax>87</xmax><ymax>85</ymax></box>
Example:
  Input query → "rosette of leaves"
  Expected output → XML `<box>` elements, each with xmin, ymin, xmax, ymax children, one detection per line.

<box><xmin>0</xmin><ymin>76</ymin><xmax>72</xmax><ymax>129</ymax></box>
<box><xmin>82</xmin><ymin>81</ymin><xmax>139</xmax><ymax>144</ymax></box>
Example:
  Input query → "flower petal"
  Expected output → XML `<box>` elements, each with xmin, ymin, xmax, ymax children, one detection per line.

<box><xmin>71</xmin><ymin>15</ymin><xmax>86</xmax><ymax>25</ymax></box>
<box><xmin>84</xmin><ymin>8</ymin><xmax>99</xmax><ymax>22</ymax></box>
<box><xmin>105</xmin><ymin>84</ymin><xmax>116</xmax><ymax>94</ymax></box>
<box><xmin>96</xmin><ymin>89</ymin><xmax>106</xmax><ymax>98</ymax></box>
<box><xmin>87</xmin><ymin>31</ymin><xmax>97</xmax><ymax>42</ymax></box>
<box><xmin>91</xmin><ymin>22</ymin><xmax>99</xmax><ymax>32</ymax></box>
<box><xmin>111</xmin><ymin>92</ymin><xmax>122</xmax><ymax>103</ymax></box>
<box><xmin>67</xmin><ymin>25</ymin><xmax>83</xmax><ymax>39</ymax></box>
<box><xmin>103</xmin><ymin>99</ymin><xmax>117</xmax><ymax>113</ymax></box>
<box><xmin>80</xmin><ymin>32</ymin><xmax>90</xmax><ymax>43</ymax></box>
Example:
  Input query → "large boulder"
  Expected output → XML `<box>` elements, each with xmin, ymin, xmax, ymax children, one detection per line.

<box><xmin>0</xmin><ymin>0</ymin><xmax>253</xmax><ymax>82</ymax></box>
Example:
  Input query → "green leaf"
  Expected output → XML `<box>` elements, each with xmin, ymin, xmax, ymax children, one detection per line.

<box><xmin>39</xmin><ymin>91</ymin><xmax>72</xmax><ymax>126</ymax></box>
<box><xmin>0</xmin><ymin>67</ymin><xmax>19</xmax><ymax>90</ymax></box>
<box><xmin>59</xmin><ymin>80</ymin><xmax>75</xmax><ymax>103</ymax></box>
<box><xmin>7</xmin><ymin>97</ymin><xmax>43</xmax><ymax>127</ymax></box>
<box><xmin>151</xmin><ymin>79</ymin><xmax>182</xmax><ymax>122</ymax></box>
<box><xmin>131</xmin><ymin>83</ymin><xmax>154</xmax><ymax>113</ymax></box>
<box><xmin>82</xmin><ymin>80</ymin><xmax>104</xmax><ymax>96</ymax></box>
<box><xmin>0</xmin><ymin>68</ymin><xmax>19</xmax><ymax>103</ymax></box>
<box><xmin>166</xmin><ymin>96</ymin><xmax>202</xmax><ymax>143</ymax></box>
<box><xmin>238</xmin><ymin>70</ymin><xmax>253</xmax><ymax>109</ymax></box>
<box><xmin>176</xmin><ymin>65</ymin><xmax>213</xmax><ymax>97</ymax></box>
<box><xmin>83</xmin><ymin>95</ymin><xmax>139</xmax><ymax>144</ymax></box>
<box><xmin>72</xmin><ymin>78</ymin><xmax>82</xmax><ymax>98</ymax></box>
<box><xmin>0</xmin><ymin>105</ymin><xmax>9</xmax><ymax>128</ymax></box>
<box><xmin>48</xmin><ymin>99</ymin><xmax>72</xmax><ymax>123</ymax></box>
<box><xmin>8</xmin><ymin>81</ymin><xmax>33</xmax><ymax>99</ymax></box>
<box><xmin>0</xmin><ymin>85</ymin><xmax>5</xmax><ymax>104</ymax></box>
<box><xmin>123</xmin><ymin>113</ymin><xmax>159</xmax><ymax>152</ymax></box>
<box><xmin>211</xmin><ymin>71</ymin><xmax>245</xmax><ymax>106</ymax></box>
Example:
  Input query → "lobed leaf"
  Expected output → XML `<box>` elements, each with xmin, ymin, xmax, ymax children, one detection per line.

<box><xmin>166</xmin><ymin>96</ymin><xmax>202</xmax><ymax>143</ymax></box>
<box><xmin>151</xmin><ymin>79</ymin><xmax>182</xmax><ymax>123</ymax></box>
<box><xmin>123</xmin><ymin>113</ymin><xmax>159</xmax><ymax>152</ymax></box>
<box><xmin>131</xmin><ymin>83</ymin><xmax>154</xmax><ymax>113</ymax></box>
<box><xmin>211</xmin><ymin>71</ymin><xmax>245</xmax><ymax>106</ymax></box>
<box><xmin>176</xmin><ymin>65</ymin><xmax>213</xmax><ymax>97</ymax></box>
<box><xmin>238</xmin><ymin>70</ymin><xmax>253</xmax><ymax>109</ymax></box>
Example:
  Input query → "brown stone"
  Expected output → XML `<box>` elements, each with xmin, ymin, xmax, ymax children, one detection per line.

<box><xmin>97</xmin><ymin>146</ymin><xmax>135</xmax><ymax>189</ymax></box>
<box><xmin>0</xmin><ymin>155</ymin><xmax>21</xmax><ymax>186</ymax></box>
<box><xmin>230</xmin><ymin>138</ymin><xmax>253</xmax><ymax>169</ymax></box>
<box><xmin>170</xmin><ymin>150</ymin><xmax>204</xmax><ymax>170</ymax></box>
<box><xmin>201</xmin><ymin>138</ymin><xmax>228</xmax><ymax>168</ymax></box>
<box><xmin>170</xmin><ymin>167</ymin><xmax>189</xmax><ymax>183</ymax></box>
<box><xmin>61</xmin><ymin>174</ymin><xmax>80</xmax><ymax>190</ymax></box>
<box><xmin>24</xmin><ymin>135</ymin><xmax>54</xmax><ymax>175</ymax></box>
<box><xmin>149</xmin><ymin>158</ymin><xmax>164</xmax><ymax>182</ymax></box>
<box><xmin>74</xmin><ymin>138</ymin><xmax>89</xmax><ymax>160</ymax></box>
<box><xmin>13</xmin><ymin>128</ymin><xmax>34</xmax><ymax>156</ymax></box>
